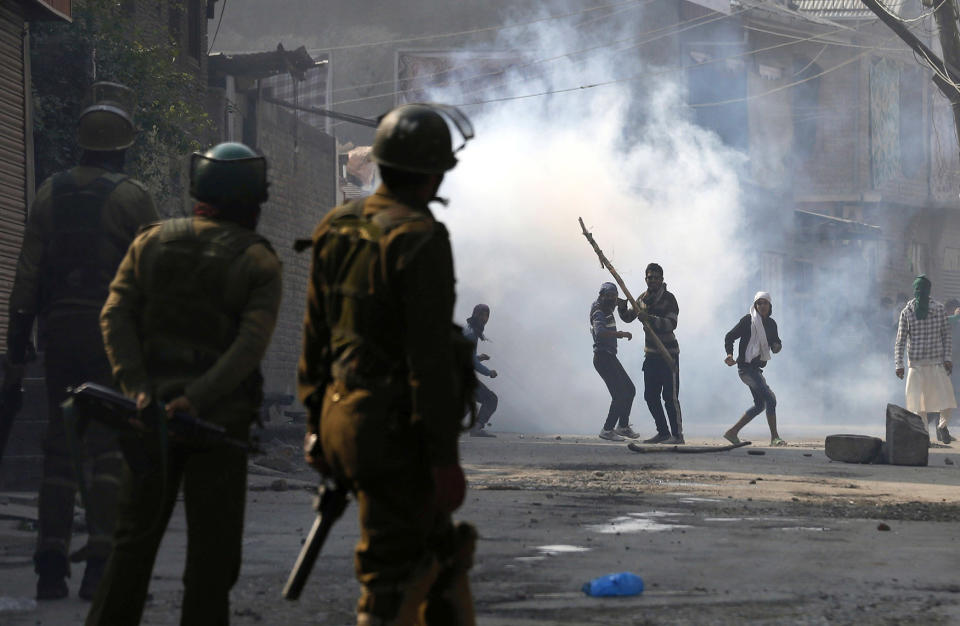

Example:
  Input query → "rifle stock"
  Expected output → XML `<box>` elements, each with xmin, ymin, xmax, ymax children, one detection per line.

<box><xmin>0</xmin><ymin>384</ymin><xmax>23</xmax><ymax>465</ymax></box>
<box><xmin>65</xmin><ymin>382</ymin><xmax>249</xmax><ymax>451</ymax></box>
<box><xmin>282</xmin><ymin>480</ymin><xmax>350</xmax><ymax>600</ymax></box>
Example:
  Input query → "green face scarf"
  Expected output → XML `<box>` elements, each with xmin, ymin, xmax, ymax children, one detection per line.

<box><xmin>914</xmin><ymin>275</ymin><xmax>931</xmax><ymax>320</ymax></box>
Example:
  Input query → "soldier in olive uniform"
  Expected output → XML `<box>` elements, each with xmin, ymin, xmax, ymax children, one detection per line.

<box><xmin>2</xmin><ymin>82</ymin><xmax>157</xmax><ymax>600</ymax></box>
<box><xmin>298</xmin><ymin>103</ymin><xmax>477</xmax><ymax>625</ymax></box>
<box><xmin>85</xmin><ymin>142</ymin><xmax>282</xmax><ymax>625</ymax></box>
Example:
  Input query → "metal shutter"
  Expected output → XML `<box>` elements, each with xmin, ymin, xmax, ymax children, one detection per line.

<box><xmin>0</xmin><ymin>3</ymin><xmax>25</xmax><ymax>344</ymax></box>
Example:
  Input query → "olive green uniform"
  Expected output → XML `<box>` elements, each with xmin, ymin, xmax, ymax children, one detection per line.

<box><xmin>299</xmin><ymin>185</ymin><xmax>474</xmax><ymax>624</ymax></box>
<box><xmin>7</xmin><ymin>165</ymin><xmax>157</xmax><ymax>571</ymax></box>
<box><xmin>86</xmin><ymin>215</ymin><xmax>282</xmax><ymax>625</ymax></box>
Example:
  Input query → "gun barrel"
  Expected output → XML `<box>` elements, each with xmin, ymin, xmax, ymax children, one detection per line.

<box><xmin>282</xmin><ymin>513</ymin><xmax>326</xmax><ymax>600</ymax></box>
<box><xmin>282</xmin><ymin>484</ymin><xmax>349</xmax><ymax>600</ymax></box>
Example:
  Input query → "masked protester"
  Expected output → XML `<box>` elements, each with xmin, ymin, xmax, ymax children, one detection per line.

<box><xmin>590</xmin><ymin>283</ymin><xmax>639</xmax><ymax>441</ymax></box>
<box><xmin>722</xmin><ymin>291</ymin><xmax>785</xmax><ymax>446</ymax></box>
<box><xmin>464</xmin><ymin>304</ymin><xmax>498</xmax><ymax>437</ymax></box>
<box><xmin>619</xmin><ymin>263</ymin><xmax>683</xmax><ymax>444</ymax></box>
<box><xmin>895</xmin><ymin>275</ymin><xmax>955</xmax><ymax>444</ymax></box>
<box><xmin>1</xmin><ymin>82</ymin><xmax>158</xmax><ymax>601</ymax></box>
<box><xmin>298</xmin><ymin>103</ymin><xmax>477</xmax><ymax>625</ymax></box>
<box><xmin>86</xmin><ymin>142</ymin><xmax>282</xmax><ymax>625</ymax></box>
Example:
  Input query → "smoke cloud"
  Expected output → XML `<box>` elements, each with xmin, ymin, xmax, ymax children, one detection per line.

<box><xmin>429</xmin><ymin>2</ymin><xmax>897</xmax><ymax>437</ymax></box>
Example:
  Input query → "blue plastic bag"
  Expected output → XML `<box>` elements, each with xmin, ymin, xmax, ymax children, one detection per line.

<box><xmin>582</xmin><ymin>571</ymin><xmax>644</xmax><ymax>597</ymax></box>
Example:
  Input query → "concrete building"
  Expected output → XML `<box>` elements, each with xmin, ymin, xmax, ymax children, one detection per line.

<box><xmin>206</xmin><ymin>45</ymin><xmax>338</xmax><ymax>419</ymax></box>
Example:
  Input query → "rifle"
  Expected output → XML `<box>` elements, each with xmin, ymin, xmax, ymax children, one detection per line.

<box><xmin>64</xmin><ymin>382</ymin><xmax>249</xmax><ymax>449</ymax></box>
<box><xmin>282</xmin><ymin>478</ymin><xmax>350</xmax><ymax>600</ymax></box>
<box><xmin>62</xmin><ymin>382</ymin><xmax>249</xmax><ymax>480</ymax></box>
<box><xmin>0</xmin><ymin>382</ymin><xmax>23</xmax><ymax>465</ymax></box>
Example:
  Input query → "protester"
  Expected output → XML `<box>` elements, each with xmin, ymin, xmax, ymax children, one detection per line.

<box><xmin>722</xmin><ymin>291</ymin><xmax>785</xmax><ymax>446</ymax></box>
<box><xmin>590</xmin><ymin>283</ymin><xmax>639</xmax><ymax>441</ymax></box>
<box><xmin>895</xmin><ymin>276</ymin><xmax>954</xmax><ymax>444</ymax></box>
<box><xmin>464</xmin><ymin>304</ymin><xmax>499</xmax><ymax>437</ymax></box>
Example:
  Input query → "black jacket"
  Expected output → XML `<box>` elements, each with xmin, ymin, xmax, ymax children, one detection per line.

<box><xmin>724</xmin><ymin>314</ymin><xmax>781</xmax><ymax>368</ymax></box>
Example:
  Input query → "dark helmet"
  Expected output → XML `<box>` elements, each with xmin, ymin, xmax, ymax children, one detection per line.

<box><xmin>77</xmin><ymin>82</ymin><xmax>136</xmax><ymax>151</ymax></box>
<box><xmin>371</xmin><ymin>103</ymin><xmax>474</xmax><ymax>174</ymax></box>
<box><xmin>189</xmin><ymin>142</ymin><xmax>269</xmax><ymax>206</ymax></box>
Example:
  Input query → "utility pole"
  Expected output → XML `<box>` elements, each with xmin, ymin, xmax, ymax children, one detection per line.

<box><xmin>861</xmin><ymin>0</ymin><xmax>960</xmax><ymax>158</ymax></box>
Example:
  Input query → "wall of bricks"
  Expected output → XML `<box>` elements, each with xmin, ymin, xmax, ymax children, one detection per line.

<box><xmin>253</xmin><ymin>101</ymin><xmax>336</xmax><ymax>402</ymax></box>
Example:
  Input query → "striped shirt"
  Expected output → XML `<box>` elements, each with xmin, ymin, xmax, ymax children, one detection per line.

<box><xmin>621</xmin><ymin>287</ymin><xmax>680</xmax><ymax>357</ymax></box>
<box><xmin>895</xmin><ymin>299</ymin><xmax>952</xmax><ymax>369</ymax></box>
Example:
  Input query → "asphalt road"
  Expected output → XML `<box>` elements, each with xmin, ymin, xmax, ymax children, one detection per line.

<box><xmin>1</xmin><ymin>432</ymin><xmax>959</xmax><ymax>625</ymax></box>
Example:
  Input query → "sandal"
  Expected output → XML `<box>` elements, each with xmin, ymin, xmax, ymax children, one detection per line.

<box><xmin>770</xmin><ymin>437</ymin><xmax>787</xmax><ymax>446</ymax></box>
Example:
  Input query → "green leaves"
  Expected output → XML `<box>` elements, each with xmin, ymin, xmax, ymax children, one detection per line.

<box><xmin>31</xmin><ymin>0</ymin><xmax>213</xmax><ymax>212</ymax></box>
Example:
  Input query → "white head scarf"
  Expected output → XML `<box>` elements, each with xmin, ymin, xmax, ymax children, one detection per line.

<box><xmin>744</xmin><ymin>291</ymin><xmax>772</xmax><ymax>364</ymax></box>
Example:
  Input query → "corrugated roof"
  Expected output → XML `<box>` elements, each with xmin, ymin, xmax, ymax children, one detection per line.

<box><xmin>208</xmin><ymin>43</ymin><xmax>325</xmax><ymax>81</ymax></box>
<box><xmin>793</xmin><ymin>0</ymin><xmax>904</xmax><ymax>20</ymax></box>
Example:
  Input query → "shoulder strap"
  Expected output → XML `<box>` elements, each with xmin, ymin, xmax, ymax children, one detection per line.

<box><xmin>294</xmin><ymin>198</ymin><xmax>367</xmax><ymax>253</ymax></box>
<box><xmin>158</xmin><ymin>217</ymin><xmax>196</xmax><ymax>242</ymax></box>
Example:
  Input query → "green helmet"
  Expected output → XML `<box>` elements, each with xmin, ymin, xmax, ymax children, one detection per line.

<box><xmin>77</xmin><ymin>82</ymin><xmax>136</xmax><ymax>151</ymax></box>
<box><xmin>371</xmin><ymin>103</ymin><xmax>474</xmax><ymax>174</ymax></box>
<box><xmin>189</xmin><ymin>142</ymin><xmax>269</xmax><ymax>206</ymax></box>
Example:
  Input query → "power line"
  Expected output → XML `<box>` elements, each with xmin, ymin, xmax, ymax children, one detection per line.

<box><xmin>449</xmin><ymin>33</ymin><xmax>889</xmax><ymax>109</ymax></box>
<box><xmin>330</xmin><ymin>0</ymin><xmax>651</xmax><ymax>95</ymax></box>
<box><xmin>322</xmin><ymin>0</ymin><xmax>647</xmax><ymax>52</ymax></box>
<box><xmin>688</xmin><ymin>51</ymin><xmax>869</xmax><ymax>107</ymax></box>
<box><xmin>208</xmin><ymin>0</ymin><xmax>228</xmax><ymax>55</ymax></box>
<box><xmin>330</xmin><ymin>7</ymin><xmax>744</xmax><ymax>108</ymax></box>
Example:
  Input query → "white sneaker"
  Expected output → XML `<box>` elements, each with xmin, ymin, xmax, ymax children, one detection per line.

<box><xmin>599</xmin><ymin>429</ymin><xmax>625</xmax><ymax>442</ymax></box>
<box><xmin>614</xmin><ymin>425</ymin><xmax>640</xmax><ymax>439</ymax></box>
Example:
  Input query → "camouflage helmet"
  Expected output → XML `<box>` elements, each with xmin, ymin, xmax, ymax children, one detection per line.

<box><xmin>371</xmin><ymin>103</ymin><xmax>474</xmax><ymax>174</ymax></box>
<box><xmin>189</xmin><ymin>142</ymin><xmax>269</xmax><ymax>206</ymax></box>
<box><xmin>77</xmin><ymin>82</ymin><xmax>136</xmax><ymax>151</ymax></box>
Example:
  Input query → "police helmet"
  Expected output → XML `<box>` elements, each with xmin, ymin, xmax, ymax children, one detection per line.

<box><xmin>190</xmin><ymin>142</ymin><xmax>269</xmax><ymax>206</ymax></box>
<box><xmin>77</xmin><ymin>82</ymin><xmax>136</xmax><ymax>151</ymax></box>
<box><xmin>371</xmin><ymin>103</ymin><xmax>474</xmax><ymax>174</ymax></box>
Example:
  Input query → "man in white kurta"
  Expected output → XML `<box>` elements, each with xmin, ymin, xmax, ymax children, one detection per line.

<box><xmin>895</xmin><ymin>275</ymin><xmax>955</xmax><ymax>444</ymax></box>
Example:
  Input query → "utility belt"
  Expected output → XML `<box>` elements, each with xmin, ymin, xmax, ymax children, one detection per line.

<box><xmin>330</xmin><ymin>366</ymin><xmax>403</xmax><ymax>392</ymax></box>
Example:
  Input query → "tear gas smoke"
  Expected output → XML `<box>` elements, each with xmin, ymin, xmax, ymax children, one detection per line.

<box><xmin>430</xmin><ymin>3</ymin><xmax>896</xmax><ymax>436</ymax></box>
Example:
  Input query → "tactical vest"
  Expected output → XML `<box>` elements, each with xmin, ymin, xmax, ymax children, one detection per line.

<box><xmin>139</xmin><ymin>217</ymin><xmax>272</xmax><ymax>393</ymax></box>
<box><xmin>311</xmin><ymin>198</ymin><xmax>436</xmax><ymax>388</ymax></box>
<box><xmin>40</xmin><ymin>170</ymin><xmax>130</xmax><ymax>312</ymax></box>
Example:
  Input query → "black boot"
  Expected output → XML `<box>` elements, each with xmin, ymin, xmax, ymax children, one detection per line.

<box><xmin>79</xmin><ymin>557</ymin><xmax>106</xmax><ymax>601</ymax></box>
<box><xmin>35</xmin><ymin>551</ymin><xmax>69</xmax><ymax>600</ymax></box>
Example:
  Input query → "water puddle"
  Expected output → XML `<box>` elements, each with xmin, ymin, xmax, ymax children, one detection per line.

<box><xmin>656</xmin><ymin>480</ymin><xmax>718</xmax><ymax>488</ymax></box>
<box><xmin>514</xmin><ymin>544</ymin><xmax>591</xmax><ymax>563</ymax></box>
<box><xmin>703</xmin><ymin>517</ymin><xmax>800</xmax><ymax>522</ymax></box>
<box><xmin>0</xmin><ymin>596</ymin><xmax>37</xmax><ymax>612</ymax></box>
<box><xmin>536</xmin><ymin>545</ymin><xmax>591</xmax><ymax>555</ymax></box>
<box><xmin>586</xmin><ymin>511</ymin><xmax>692</xmax><ymax>534</ymax></box>
<box><xmin>678</xmin><ymin>497</ymin><xmax>723</xmax><ymax>503</ymax></box>
<box><xmin>779</xmin><ymin>526</ymin><xmax>829</xmax><ymax>532</ymax></box>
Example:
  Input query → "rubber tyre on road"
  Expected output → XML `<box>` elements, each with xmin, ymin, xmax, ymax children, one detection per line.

<box><xmin>824</xmin><ymin>434</ymin><xmax>883</xmax><ymax>464</ymax></box>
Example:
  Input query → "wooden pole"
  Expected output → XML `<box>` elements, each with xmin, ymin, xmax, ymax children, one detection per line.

<box><xmin>578</xmin><ymin>217</ymin><xmax>676</xmax><ymax>371</ymax></box>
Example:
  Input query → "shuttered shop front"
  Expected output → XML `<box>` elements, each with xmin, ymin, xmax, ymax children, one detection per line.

<box><xmin>0</xmin><ymin>3</ymin><xmax>25</xmax><ymax>344</ymax></box>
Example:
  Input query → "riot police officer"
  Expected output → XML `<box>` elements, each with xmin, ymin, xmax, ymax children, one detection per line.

<box><xmin>86</xmin><ymin>142</ymin><xmax>282</xmax><ymax>625</ymax></box>
<box><xmin>298</xmin><ymin>103</ymin><xmax>477</xmax><ymax>625</ymax></box>
<box><xmin>2</xmin><ymin>82</ymin><xmax>157</xmax><ymax>600</ymax></box>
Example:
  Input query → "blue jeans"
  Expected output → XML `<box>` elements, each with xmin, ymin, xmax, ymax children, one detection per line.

<box><xmin>739</xmin><ymin>366</ymin><xmax>776</xmax><ymax>419</ymax></box>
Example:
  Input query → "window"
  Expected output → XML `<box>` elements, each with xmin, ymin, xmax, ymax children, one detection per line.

<box><xmin>944</xmin><ymin>247</ymin><xmax>960</xmax><ymax>272</ymax></box>
<box><xmin>187</xmin><ymin>0</ymin><xmax>202</xmax><ymax>61</ymax></box>
<box><xmin>900</xmin><ymin>67</ymin><xmax>924</xmax><ymax>179</ymax></box>
<box><xmin>791</xmin><ymin>56</ymin><xmax>821</xmax><ymax>163</ymax></box>
<box><xmin>168</xmin><ymin>3</ymin><xmax>182</xmax><ymax>45</ymax></box>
